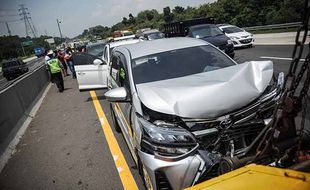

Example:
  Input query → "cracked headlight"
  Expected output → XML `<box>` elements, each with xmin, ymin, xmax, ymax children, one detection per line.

<box><xmin>138</xmin><ymin>116</ymin><xmax>198</xmax><ymax>157</ymax></box>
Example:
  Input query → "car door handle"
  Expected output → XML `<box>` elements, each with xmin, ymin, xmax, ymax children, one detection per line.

<box><xmin>77</xmin><ymin>72</ymin><xmax>85</xmax><ymax>76</ymax></box>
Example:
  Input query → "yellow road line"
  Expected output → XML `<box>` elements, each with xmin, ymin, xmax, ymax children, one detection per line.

<box><xmin>90</xmin><ymin>91</ymin><xmax>138</xmax><ymax>190</ymax></box>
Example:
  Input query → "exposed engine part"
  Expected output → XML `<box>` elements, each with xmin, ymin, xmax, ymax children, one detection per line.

<box><xmin>218</xmin><ymin>156</ymin><xmax>253</xmax><ymax>175</ymax></box>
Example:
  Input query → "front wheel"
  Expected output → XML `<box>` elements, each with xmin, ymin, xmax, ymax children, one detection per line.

<box><xmin>110</xmin><ymin>103</ymin><xmax>121</xmax><ymax>133</ymax></box>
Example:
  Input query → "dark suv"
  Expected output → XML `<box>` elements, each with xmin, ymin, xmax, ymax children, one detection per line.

<box><xmin>2</xmin><ymin>59</ymin><xmax>29</xmax><ymax>80</ymax></box>
<box><xmin>187</xmin><ymin>24</ymin><xmax>235</xmax><ymax>58</ymax></box>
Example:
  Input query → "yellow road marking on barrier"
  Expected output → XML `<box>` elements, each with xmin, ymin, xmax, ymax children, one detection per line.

<box><xmin>90</xmin><ymin>91</ymin><xmax>138</xmax><ymax>190</ymax></box>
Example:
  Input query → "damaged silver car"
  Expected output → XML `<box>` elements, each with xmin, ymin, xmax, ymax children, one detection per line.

<box><xmin>103</xmin><ymin>38</ymin><xmax>284</xmax><ymax>190</ymax></box>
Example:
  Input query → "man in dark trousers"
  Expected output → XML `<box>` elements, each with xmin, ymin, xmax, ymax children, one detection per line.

<box><xmin>46</xmin><ymin>50</ymin><xmax>64</xmax><ymax>92</ymax></box>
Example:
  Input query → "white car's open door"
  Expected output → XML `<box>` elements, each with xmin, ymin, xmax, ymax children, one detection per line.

<box><xmin>72</xmin><ymin>52</ymin><xmax>108</xmax><ymax>91</ymax></box>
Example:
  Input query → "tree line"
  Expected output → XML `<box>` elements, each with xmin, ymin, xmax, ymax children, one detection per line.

<box><xmin>0</xmin><ymin>35</ymin><xmax>65</xmax><ymax>62</ymax></box>
<box><xmin>78</xmin><ymin>0</ymin><xmax>304</xmax><ymax>39</ymax></box>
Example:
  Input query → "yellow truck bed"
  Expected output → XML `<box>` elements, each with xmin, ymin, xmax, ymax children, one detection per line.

<box><xmin>186</xmin><ymin>164</ymin><xmax>310</xmax><ymax>190</ymax></box>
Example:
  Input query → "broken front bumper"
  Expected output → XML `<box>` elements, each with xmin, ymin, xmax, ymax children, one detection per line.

<box><xmin>138</xmin><ymin>149</ymin><xmax>205</xmax><ymax>190</ymax></box>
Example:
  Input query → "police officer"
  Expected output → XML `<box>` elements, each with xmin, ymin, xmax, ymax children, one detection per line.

<box><xmin>46</xmin><ymin>50</ymin><xmax>64</xmax><ymax>92</ymax></box>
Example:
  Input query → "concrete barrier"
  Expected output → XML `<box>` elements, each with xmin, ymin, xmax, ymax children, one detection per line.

<box><xmin>0</xmin><ymin>63</ymin><xmax>49</xmax><ymax>154</ymax></box>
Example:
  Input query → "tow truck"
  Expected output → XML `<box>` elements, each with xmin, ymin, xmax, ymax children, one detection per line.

<box><xmin>187</xmin><ymin>0</ymin><xmax>310</xmax><ymax>189</ymax></box>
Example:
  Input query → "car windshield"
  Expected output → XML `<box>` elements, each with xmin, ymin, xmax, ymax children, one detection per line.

<box><xmin>86</xmin><ymin>44</ymin><xmax>106</xmax><ymax>57</ymax></box>
<box><xmin>222</xmin><ymin>26</ymin><xmax>243</xmax><ymax>34</ymax></box>
<box><xmin>147</xmin><ymin>32</ymin><xmax>165</xmax><ymax>40</ymax></box>
<box><xmin>131</xmin><ymin>45</ymin><xmax>236</xmax><ymax>84</ymax></box>
<box><xmin>191</xmin><ymin>26</ymin><xmax>223</xmax><ymax>38</ymax></box>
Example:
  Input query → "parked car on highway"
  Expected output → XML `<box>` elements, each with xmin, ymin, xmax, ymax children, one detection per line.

<box><xmin>218</xmin><ymin>24</ymin><xmax>254</xmax><ymax>48</ymax></box>
<box><xmin>2</xmin><ymin>59</ymin><xmax>29</xmax><ymax>80</ymax></box>
<box><xmin>74</xmin><ymin>37</ymin><xmax>283</xmax><ymax>190</ymax></box>
<box><xmin>136</xmin><ymin>29</ymin><xmax>165</xmax><ymax>40</ymax></box>
<box><xmin>187</xmin><ymin>24</ymin><xmax>235</xmax><ymax>58</ymax></box>
<box><xmin>72</xmin><ymin>39</ymin><xmax>140</xmax><ymax>91</ymax></box>
<box><xmin>164</xmin><ymin>19</ymin><xmax>235</xmax><ymax>58</ymax></box>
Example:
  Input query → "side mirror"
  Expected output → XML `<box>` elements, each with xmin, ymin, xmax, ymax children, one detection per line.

<box><xmin>105</xmin><ymin>87</ymin><xmax>128</xmax><ymax>102</ymax></box>
<box><xmin>93</xmin><ymin>58</ymin><xmax>106</xmax><ymax>65</ymax></box>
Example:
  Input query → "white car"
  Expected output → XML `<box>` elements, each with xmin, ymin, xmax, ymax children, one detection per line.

<box><xmin>218</xmin><ymin>24</ymin><xmax>254</xmax><ymax>48</ymax></box>
<box><xmin>72</xmin><ymin>39</ymin><xmax>141</xmax><ymax>91</ymax></box>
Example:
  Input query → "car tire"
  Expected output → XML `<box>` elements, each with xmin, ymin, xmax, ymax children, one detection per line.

<box><xmin>110</xmin><ymin>103</ymin><xmax>122</xmax><ymax>133</ymax></box>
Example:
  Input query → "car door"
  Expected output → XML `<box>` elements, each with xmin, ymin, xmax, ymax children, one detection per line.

<box><xmin>109</xmin><ymin>52</ymin><xmax>134</xmax><ymax>149</ymax></box>
<box><xmin>72</xmin><ymin>52</ymin><xmax>108</xmax><ymax>91</ymax></box>
<box><xmin>102</xmin><ymin>44</ymin><xmax>110</xmax><ymax>65</ymax></box>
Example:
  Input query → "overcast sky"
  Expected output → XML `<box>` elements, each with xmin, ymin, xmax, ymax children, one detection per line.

<box><xmin>0</xmin><ymin>0</ymin><xmax>215</xmax><ymax>38</ymax></box>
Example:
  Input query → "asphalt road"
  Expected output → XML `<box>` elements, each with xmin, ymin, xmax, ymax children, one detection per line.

<box><xmin>0</xmin><ymin>45</ymin><xmax>309</xmax><ymax>190</ymax></box>
<box><xmin>0</xmin><ymin>57</ymin><xmax>44</xmax><ymax>90</ymax></box>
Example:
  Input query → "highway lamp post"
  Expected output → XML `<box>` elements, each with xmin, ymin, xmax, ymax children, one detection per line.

<box><xmin>20</xmin><ymin>43</ymin><xmax>26</xmax><ymax>57</ymax></box>
<box><xmin>56</xmin><ymin>19</ymin><xmax>63</xmax><ymax>39</ymax></box>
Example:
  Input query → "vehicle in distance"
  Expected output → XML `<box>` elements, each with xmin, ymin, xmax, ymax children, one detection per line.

<box><xmin>218</xmin><ymin>24</ymin><xmax>254</xmax><ymax>48</ymax></box>
<box><xmin>2</xmin><ymin>58</ymin><xmax>29</xmax><ymax>80</ymax></box>
<box><xmin>75</xmin><ymin>37</ymin><xmax>283</xmax><ymax>190</ymax></box>
<box><xmin>136</xmin><ymin>29</ymin><xmax>165</xmax><ymax>40</ymax></box>
<box><xmin>187</xmin><ymin>24</ymin><xmax>235</xmax><ymax>58</ymax></box>
<box><xmin>164</xmin><ymin>18</ymin><xmax>235</xmax><ymax>58</ymax></box>
<box><xmin>33</xmin><ymin>47</ymin><xmax>45</xmax><ymax>57</ymax></box>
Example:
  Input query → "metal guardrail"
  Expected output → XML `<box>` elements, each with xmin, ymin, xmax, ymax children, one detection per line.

<box><xmin>243</xmin><ymin>22</ymin><xmax>301</xmax><ymax>31</ymax></box>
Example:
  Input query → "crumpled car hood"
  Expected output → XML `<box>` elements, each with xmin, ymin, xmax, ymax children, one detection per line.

<box><xmin>136</xmin><ymin>61</ymin><xmax>273</xmax><ymax>119</ymax></box>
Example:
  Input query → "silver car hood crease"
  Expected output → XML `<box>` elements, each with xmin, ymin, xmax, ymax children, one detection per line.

<box><xmin>136</xmin><ymin>61</ymin><xmax>273</xmax><ymax>119</ymax></box>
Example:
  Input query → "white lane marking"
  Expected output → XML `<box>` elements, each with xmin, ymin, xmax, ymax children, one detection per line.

<box><xmin>260</xmin><ymin>56</ymin><xmax>305</xmax><ymax>61</ymax></box>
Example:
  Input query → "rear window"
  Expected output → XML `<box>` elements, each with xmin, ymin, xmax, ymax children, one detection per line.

<box><xmin>191</xmin><ymin>26</ymin><xmax>223</xmax><ymax>38</ymax></box>
<box><xmin>2</xmin><ymin>61</ymin><xmax>20</xmax><ymax>68</ymax></box>
<box><xmin>131</xmin><ymin>45</ymin><xmax>236</xmax><ymax>84</ymax></box>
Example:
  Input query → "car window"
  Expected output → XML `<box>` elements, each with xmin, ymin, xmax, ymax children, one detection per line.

<box><xmin>111</xmin><ymin>55</ymin><xmax>119</xmax><ymax>82</ymax></box>
<box><xmin>222</xmin><ymin>26</ymin><xmax>243</xmax><ymax>34</ymax></box>
<box><xmin>131</xmin><ymin>45</ymin><xmax>236</xmax><ymax>84</ymax></box>
<box><xmin>86</xmin><ymin>43</ymin><xmax>106</xmax><ymax>57</ymax></box>
<box><xmin>110</xmin><ymin>53</ymin><xmax>130</xmax><ymax>90</ymax></box>
<box><xmin>119</xmin><ymin>54</ymin><xmax>130</xmax><ymax>90</ymax></box>
<box><xmin>147</xmin><ymin>32</ymin><xmax>165</xmax><ymax>40</ymax></box>
<box><xmin>191</xmin><ymin>26</ymin><xmax>223</xmax><ymax>38</ymax></box>
<box><xmin>103</xmin><ymin>46</ymin><xmax>108</xmax><ymax>62</ymax></box>
<box><xmin>3</xmin><ymin>61</ymin><xmax>19</xmax><ymax>68</ymax></box>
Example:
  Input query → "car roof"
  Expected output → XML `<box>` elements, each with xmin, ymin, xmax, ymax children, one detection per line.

<box><xmin>109</xmin><ymin>39</ymin><xmax>141</xmax><ymax>48</ymax></box>
<box><xmin>116</xmin><ymin>37</ymin><xmax>208</xmax><ymax>59</ymax></box>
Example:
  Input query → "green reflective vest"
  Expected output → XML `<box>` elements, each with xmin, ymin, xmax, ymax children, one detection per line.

<box><xmin>47</xmin><ymin>58</ymin><xmax>61</xmax><ymax>74</ymax></box>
